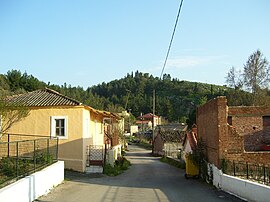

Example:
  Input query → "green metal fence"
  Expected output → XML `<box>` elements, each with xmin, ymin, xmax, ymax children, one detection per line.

<box><xmin>0</xmin><ymin>134</ymin><xmax>58</xmax><ymax>187</ymax></box>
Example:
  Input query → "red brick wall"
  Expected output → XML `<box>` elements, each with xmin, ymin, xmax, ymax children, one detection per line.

<box><xmin>198</xmin><ymin>97</ymin><xmax>270</xmax><ymax>168</ymax></box>
<box><xmin>229</xmin><ymin>106</ymin><xmax>270</xmax><ymax>116</ymax></box>
<box><xmin>220</xmin><ymin>126</ymin><xmax>244</xmax><ymax>162</ymax></box>
<box><xmin>228</xmin><ymin>106</ymin><xmax>269</xmax><ymax>136</ymax></box>
<box><xmin>197</xmin><ymin>96</ymin><xmax>227</xmax><ymax>166</ymax></box>
<box><xmin>223</xmin><ymin>106</ymin><xmax>270</xmax><ymax>165</ymax></box>
<box><xmin>222</xmin><ymin>126</ymin><xmax>270</xmax><ymax>164</ymax></box>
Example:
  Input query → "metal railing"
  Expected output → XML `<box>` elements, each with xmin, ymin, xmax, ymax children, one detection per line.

<box><xmin>222</xmin><ymin>160</ymin><xmax>270</xmax><ymax>186</ymax></box>
<box><xmin>0</xmin><ymin>134</ymin><xmax>58</xmax><ymax>187</ymax></box>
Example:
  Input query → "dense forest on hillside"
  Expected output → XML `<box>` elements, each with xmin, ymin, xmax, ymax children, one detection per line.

<box><xmin>90</xmin><ymin>71</ymin><xmax>230</xmax><ymax>122</ymax></box>
<box><xmin>0</xmin><ymin>70</ymin><xmax>234</xmax><ymax>123</ymax></box>
<box><xmin>1</xmin><ymin>50</ymin><xmax>269</xmax><ymax>125</ymax></box>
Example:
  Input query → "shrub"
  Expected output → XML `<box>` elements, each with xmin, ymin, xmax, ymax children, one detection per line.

<box><xmin>104</xmin><ymin>164</ymin><xmax>121</xmax><ymax>176</ymax></box>
<box><xmin>0</xmin><ymin>158</ymin><xmax>16</xmax><ymax>177</ymax></box>
<box><xmin>104</xmin><ymin>157</ymin><xmax>131</xmax><ymax>176</ymax></box>
<box><xmin>36</xmin><ymin>152</ymin><xmax>53</xmax><ymax>165</ymax></box>
<box><xmin>0</xmin><ymin>157</ymin><xmax>31</xmax><ymax>177</ymax></box>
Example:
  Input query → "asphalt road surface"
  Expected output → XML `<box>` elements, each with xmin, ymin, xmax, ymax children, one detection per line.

<box><xmin>37</xmin><ymin>145</ymin><xmax>243</xmax><ymax>202</ymax></box>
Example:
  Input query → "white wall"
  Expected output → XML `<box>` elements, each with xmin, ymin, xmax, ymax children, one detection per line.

<box><xmin>0</xmin><ymin>161</ymin><xmax>64</xmax><ymax>202</ymax></box>
<box><xmin>130</xmin><ymin>125</ymin><xmax>138</xmax><ymax>135</ymax></box>
<box><xmin>212</xmin><ymin>165</ymin><xmax>270</xmax><ymax>202</ymax></box>
<box><xmin>82</xmin><ymin>110</ymin><xmax>92</xmax><ymax>172</ymax></box>
<box><xmin>107</xmin><ymin>145</ymin><xmax>122</xmax><ymax>166</ymax></box>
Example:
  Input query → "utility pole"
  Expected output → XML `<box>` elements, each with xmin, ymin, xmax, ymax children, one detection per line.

<box><xmin>152</xmin><ymin>89</ymin><xmax>155</xmax><ymax>147</ymax></box>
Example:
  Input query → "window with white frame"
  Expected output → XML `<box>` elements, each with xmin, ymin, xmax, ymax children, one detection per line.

<box><xmin>51</xmin><ymin>116</ymin><xmax>68</xmax><ymax>138</ymax></box>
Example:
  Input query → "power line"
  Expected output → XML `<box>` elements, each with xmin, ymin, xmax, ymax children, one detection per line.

<box><xmin>160</xmin><ymin>0</ymin><xmax>184</xmax><ymax>79</ymax></box>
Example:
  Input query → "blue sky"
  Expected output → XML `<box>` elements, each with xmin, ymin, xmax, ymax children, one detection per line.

<box><xmin>0</xmin><ymin>0</ymin><xmax>269</xmax><ymax>89</ymax></box>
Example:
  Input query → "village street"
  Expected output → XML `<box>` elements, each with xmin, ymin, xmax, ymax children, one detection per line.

<box><xmin>37</xmin><ymin>145</ymin><xmax>242</xmax><ymax>202</ymax></box>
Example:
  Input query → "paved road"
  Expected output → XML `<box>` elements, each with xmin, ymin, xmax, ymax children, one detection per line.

<box><xmin>37</xmin><ymin>145</ymin><xmax>243</xmax><ymax>202</ymax></box>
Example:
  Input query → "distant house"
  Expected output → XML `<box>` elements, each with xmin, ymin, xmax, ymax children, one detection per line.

<box><xmin>4</xmin><ymin>88</ymin><xmax>122</xmax><ymax>172</ymax></box>
<box><xmin>197</xmin><ymin>96</ymin><xmax>270</xmax><ymax>168</ymax></box>
<box><xmin>153</xmin><ymin>123</ymin><xmax>187</xmax><ymax>158</ymax></box>
<box><xmin>136</xmin><ymin>113</ymin><xmax>162</xmax><ymax>131</ymax></box>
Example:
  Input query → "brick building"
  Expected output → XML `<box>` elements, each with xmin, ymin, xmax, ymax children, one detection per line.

<box><xmin>197</xmin><ymin>96</ymin><xmax>270</xmax><ymax>168</ymax></box>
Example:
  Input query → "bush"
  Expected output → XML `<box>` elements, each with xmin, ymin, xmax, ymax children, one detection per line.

<box><xmin>0</xmin><ymin>152</ymin><xmax>54</xmax><ymax>180</ymax></box>
<box><xmin>104</xmin><ymin>157</ymin><xmax>131</xmax><ymax>176</ymax></box>
<box><xmin>104</xmin><ymin>164</ymin><xmax>120</xmax><ymax>176</ymax></box>
<box><xmin>0</xmin><ymin>157</ymin><xmax>31</xmax><ymax>177</ymax></box>
<box><xmin>36</xmin><ymin>152</ymin><xmax>53</xmax><ymax>165</ymax></box>
<box><xmin>0</xmin><ymin>158</ymin><xmax>16</xmax><ymax>177</ymax></box>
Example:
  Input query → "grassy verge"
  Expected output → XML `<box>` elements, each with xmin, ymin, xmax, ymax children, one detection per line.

<box><xmin>136</xmin><ymin>140</ymin><xmax>152</xmax><ymax>150</ymax></box>
<box><xmin>104</xmin><ymin>157</ymin><xmax>131</xmax><ymax>176</ymax></box>
<box><xmin>126</xmin><ymin>136</ymin><xmax>153</xmax><ymax>150</ymax></box>
<box><xmin>160</xmin><ymin>156</ymin><xmax>186</xmax><ymax>169</ymax></box>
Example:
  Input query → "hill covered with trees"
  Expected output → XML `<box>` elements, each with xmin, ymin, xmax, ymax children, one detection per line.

<box><xmin>90</xmin><ymin>71</ymin><xmax>231</xmax><ymax>122</ymax></box>
<box><xmin>1</xmin><ymin>50</ymin><xmax>269</xmax><ymax>125</ymax></box>
<box><xmin>0</xmin><ymin>69</ymin><xmax>231</xmax><ymax>123</ymax></box>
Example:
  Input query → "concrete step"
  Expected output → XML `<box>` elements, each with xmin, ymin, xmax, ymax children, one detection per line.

<box><xmin>86</xmin><ymin>165</ymin><xmax>103</xmax><ymax>174</ymax></box>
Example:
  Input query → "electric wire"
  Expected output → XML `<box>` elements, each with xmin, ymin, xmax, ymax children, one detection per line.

<box><xmin>160</xmin><ymin>0</ymin><xmax>184</xmax><ymax>79</ymax></box>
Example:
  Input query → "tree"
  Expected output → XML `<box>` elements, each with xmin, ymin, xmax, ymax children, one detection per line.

<box><xmin>0</xmin><ymin>98</ymin><xmax>29</xmax><ymax>139</ymax></box>
<box><xmin>6</xmin><ymin>70</ymin><xmax>22</xmax><ymax>92</ymax></box>
<box><xmin>20</xmin><ymin>72</ymin><xmax>46</xmax><ymax>91</ymax></box>
<box><xmin>163</xmin><ymin>73</ymin><xmax>171</xmax><ymax>81</ymax></box>
<box><xmin>225</xmin><ymin>66</ymin><xmax>243</xmax><ymax>90</ymax></box>
<box><xmin>243</xmin><ymin>50</ymin><xmax>270</xmax><ymax>103</ymax></box>
<box><xmin>226</xmin><ymin>50</ymin><xmax>270</xmax><ymax>106</ymax></box>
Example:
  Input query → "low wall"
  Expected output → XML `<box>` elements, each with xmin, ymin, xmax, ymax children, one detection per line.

<box><xmin>0</xmin><ymin>161</ymin><xmax>64</xmax><ymax>202</ymax></box>
<box><xmin>107</xmin><ymin>144</ymin><xmax>122</xmax><ymax>166</ymax></box>
<box><xmin>213</xmin><ymin>165</ymin><xmax>270</xmax><ymax>202</ymax></box>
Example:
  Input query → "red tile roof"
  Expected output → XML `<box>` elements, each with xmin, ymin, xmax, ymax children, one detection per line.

<box><xmin>137</xmin><ymin>113</ymin><xmax>160</xmax><ymax>119</ymax></box>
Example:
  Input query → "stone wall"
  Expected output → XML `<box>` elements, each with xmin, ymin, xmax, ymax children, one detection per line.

<box><xmin>153</xmin><ymin>133</ymin><xmax>164</xmax><ymax>156</ymax></box>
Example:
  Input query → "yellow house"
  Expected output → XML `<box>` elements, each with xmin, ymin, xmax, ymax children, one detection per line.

<box><xmin>4</xmin><ymin>88</ymin><xmax>121</xmax><ymax>172</ymax></box>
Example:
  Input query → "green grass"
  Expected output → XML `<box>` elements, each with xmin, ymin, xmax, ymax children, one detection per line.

<box><xmin>137</xmin><ymin>141</ymin><xmax>152</xmax><ymax>150</ymax></box>
<box><xmin>160</xmin><ymin>156</ymin><xmax>186</xmax><ymax>169</ymax></box>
